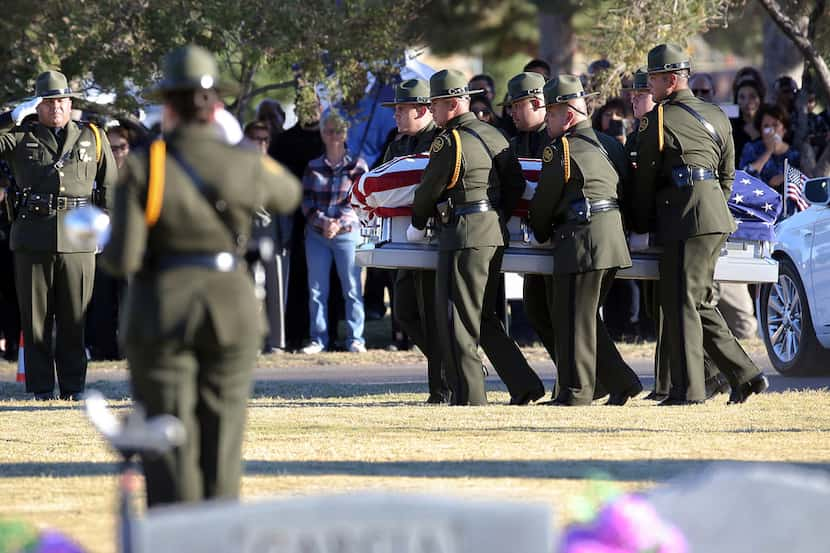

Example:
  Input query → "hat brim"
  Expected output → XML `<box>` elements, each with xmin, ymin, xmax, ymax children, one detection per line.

<box><xmin>544</xmin><ymin>91</ymin><xmax>598</xmax><ymax>107</ymax></box>
<box><xmin>142</xmin><ymin>79</ymin><xmax>240</xmax><ymax>103</ymax></box>
<box><xmin>429</xmin><ymin>88</ymin><xmax>485</xmax><ymax>101</ymax></box>
<box><xmin>38</xmin><ymin>91</ymin><xmax>83</xmax><ymax>100</ymax></box>
<box><xmin>380</xmin><ymin>100</ymin><xmax>431</xmax><ymax>107</ymax></box>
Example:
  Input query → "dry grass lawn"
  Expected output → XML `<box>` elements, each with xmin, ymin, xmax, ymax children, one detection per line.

<box><xmin>0</xmin><ymin>340</ymin><xmax>828</xmax><ymax>553</ymax></box>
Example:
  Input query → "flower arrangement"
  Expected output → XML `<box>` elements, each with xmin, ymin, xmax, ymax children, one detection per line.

<box><xmin>0</xmin><ymin>520</ymin><xmax>85</xmax><ymax>553</ymax></box>
<box><xmin>559</xmin><ymin>481</ymin><xmax>687</xmax><ymax>553</ymax></box>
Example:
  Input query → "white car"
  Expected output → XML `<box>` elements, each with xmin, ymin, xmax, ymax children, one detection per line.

<box><xmin>760</xmin><ymin>177</ymin><xmax>830</xmax><ymax>375</ymax></box>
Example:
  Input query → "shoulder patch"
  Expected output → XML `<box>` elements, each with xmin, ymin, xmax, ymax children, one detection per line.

<box><xmin>261</xmin><ymin>156</ymin><xmax>284</xmax><ymax>176</ymax></box>
<box><xmin>430</xmin><ymin>137</ymin><xmax>445</xmax><ymax>154</ymax></box>
<box><xmin>542</xmin><ymin>146</ymin><xmax>554</xmax><ymax>163</ymax></box>
<box><xmin>639</xmin><ymin>116</ymin><xmax>649</xmax><ymax>132</ymax></box>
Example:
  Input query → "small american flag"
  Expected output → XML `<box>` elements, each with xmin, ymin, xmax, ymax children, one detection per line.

<box><xmin>785</xmin><ymin>159</ymin><xmax>810</xmax><ymax>213</ymax></box>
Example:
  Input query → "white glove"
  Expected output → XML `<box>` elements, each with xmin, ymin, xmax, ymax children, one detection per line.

<box><xmin>628</xmin><ymin>232</ymin><xmax>651</xmax><ymax>252</ymax></box>
<box><xmin>12</xmin><ymin>97</ymin><xmax>41</xmax><ymax>125</ymax></box>
<box><xmin>406</xmin><ymin>223</ymin><xmax>426</xmax><ymax>242</ymax></box>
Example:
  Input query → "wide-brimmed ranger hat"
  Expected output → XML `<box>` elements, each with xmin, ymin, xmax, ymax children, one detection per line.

<box><xmin>381</xmin><ymin>79</ymin><xmax>431</xmax><ymax>107</ymax></box>
<box><xmin>647</xmin><ymin>43</ymin><xmax>691</xmax><ymax>74</ymax></box>
<box><xmin>429</xmin><ymin>69</ymin><xmax>484</xmax><ymax>101</ymax></box>
<box><xmin>622</xmin><ymin>67</ymin><xmax>650</xmax><ymax>92</ymax></box>
<box><xmin>35</xmin><ymin>71</ymin><xmax>82</xmax><ymax>100</ymax></box>
<box><xmin>500</xmin><ymin>72</ymin><xmax>546</xmax><ymax>106</ymax></box>
<box><xmin>543</xmin><ymin>74</ymin><xmax>598</xmax><ymax>107</ymax></box>
<box><xmin>144</xmin><ymin>45</ymin><xmax>239</xmax><ymax>101</ymax></box>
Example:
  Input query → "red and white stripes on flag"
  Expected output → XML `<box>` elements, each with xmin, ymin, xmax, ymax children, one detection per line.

<box><xmin>352</xmin><ymin>153</ymin><xmax>542</xmax><ymax>220</ymax></box>
<box><xmin>784</xmin><ymin>158</ymin><xmax>810</xmax><ymax>213</ymax></box>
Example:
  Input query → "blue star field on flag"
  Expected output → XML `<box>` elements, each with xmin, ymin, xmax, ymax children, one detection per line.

<box><xmin>728</xmin><ymin>170</ymin><xmax>782</xmax><ymax>242</ymax></box>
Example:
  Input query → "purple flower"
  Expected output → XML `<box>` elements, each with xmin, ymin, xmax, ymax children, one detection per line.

<box><xmin>32</xmin><ymin>530</ymin><xmax>86</xmax><ymax>553</ymax></box>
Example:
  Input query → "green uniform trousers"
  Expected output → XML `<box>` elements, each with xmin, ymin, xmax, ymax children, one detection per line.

<box><xmin>659</xmin><ymin>233</ymin><xmax>760</xmax><ymax>402</ymax></box>
<box><xmin>552</xmin><ymin>268</ymin><xmax>641</xmax><ymax>405</ymax></box>
<box><xmin>437</xmin><ymin>246</ymin><xmax>543</xmax><ymax>405</ymax></box>
<box><xmin>525</xmin><ymin>272</ymin><xmax>609</xmax><ymax>401</ymax></box>
<box><xmin>644</xmin><ymin>280</ymin><xmax>722</xmax><ymax>396</ymax></box>
<box><xmin>14</xmin><ymin>251</ymin><xmax>94</xmax><ymax>395</ymax></box>
<box><xmin>394</xmin><ymin>268</ymin><xmax>448</xmax><ymax>399</ymax></box>
<box><xmin>127</xmin><ymin>325</ymin><xmax>259</xmax><ymax>506</ymax></box>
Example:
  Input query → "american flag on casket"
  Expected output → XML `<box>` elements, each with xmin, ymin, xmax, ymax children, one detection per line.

<box><xmin>728</xmin><ymin>170</ymin><xmax>782</xmax><ymax>242</ymax></box>
<box><xmin>351</xmin><ymin>153</ymin><xmax>542</xmax><ymax>221</ymax></box>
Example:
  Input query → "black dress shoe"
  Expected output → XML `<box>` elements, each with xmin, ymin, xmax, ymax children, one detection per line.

<box><xmin>606</xmin><ymin>381</ymin><xmax>644</xmax><ymax>406</ymax></box>
<box><xmin>425</xmin><ymin>393</ymin><xmax>449</xmax><ymax>404</ymax></box>
<box><xmin>510</xmin><ymin>386</ymin><xmax>546</xmax><ymax>406</ymax></box>
<box><xmin>728</xmin><ymin>374</ymin><xmax>769</xmax><ymax>404</ymax></box>
<box><xmin>644</xmin><ymin>391</ymin><xmax>669</xmax><ymax>402</ymax></box>
<box><xmin>539</xmin><ymin>398</ymin><xmax>571</xmax><ymax>406</ymax></box>
<box><xmin>658</xmin><ymin>397</ymin><xmax>705</xmax><ymax>406</ymax></box>
<box><xmin>59</xmin><ymin>392</ymin><xmax>84</xmax><ymax>401</ymax></box>
<box><xmin>34</xmin><ymin>392</ymin><xmax>56</xmax><ymax>401</ymax></box>
<box><xmin>705</xmin><ymin>374</ymin><xmax>731</xmax><ymax>400</ymax></box>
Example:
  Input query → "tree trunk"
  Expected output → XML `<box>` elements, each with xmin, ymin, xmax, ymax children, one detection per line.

<box><xmin>761</xmin><ymin>15</ymin><xmax>803</xmax><ymax>96</ymax></box>
<box><xmin>538</xmin><ymin>11</ymin><xmax>576</xmax><ymax>75</ymax></box>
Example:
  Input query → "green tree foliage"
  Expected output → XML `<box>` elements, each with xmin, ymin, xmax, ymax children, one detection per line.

<box><xmin>0</xmin><ymin>0</ymin><xmax>425</xmax><ymax>118</ymax></box>
<box><xmin>584</xmin><ymin>0</ymin><xmax>735</xmax><ymax>101</ymax></box>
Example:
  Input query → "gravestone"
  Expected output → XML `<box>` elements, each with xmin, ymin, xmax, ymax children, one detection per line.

<box><xmin>647</xmin><ymin>463</ymin><xmax>830</xmax><ymax>553</ymax></box>
<box><xmin>133</xmin><ymin>492</ymin><xmax>554</xmax><ymax>553</ymax></box>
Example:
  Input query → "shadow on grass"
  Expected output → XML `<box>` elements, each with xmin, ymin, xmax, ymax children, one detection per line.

<box><xmin>2</xmin><ymin>459</ymin><xmax>828</xmax><ymax>481</ymax></box>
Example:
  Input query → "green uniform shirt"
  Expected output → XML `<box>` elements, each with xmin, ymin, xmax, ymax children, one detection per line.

<box><xmin>631</xmin><ymin>88</ymin><xmax>736</xmax><ymax>238</ymax></box>
<box><xmin>529</xmin><ymin>119</ymin><xmax>631</xmax><ymax>275</ymax></box>
<box><xmin>412</xmin><ymin>112</ymin><xmax>525</xmax><ymax>251</ymax></box>
<box><xmin>382</xmin><ymin>121</ymin><xmax>438</xmax><ymax>162</ymax></box>
<box><xmin>100</xmin><ymin>124</ymin><xmax>301</xmax><ymax>346</ymax></box>
<box><xmin>0</xmin><ymin>115</ymin><xmax>117</xmax><ymax>252</ymax></box>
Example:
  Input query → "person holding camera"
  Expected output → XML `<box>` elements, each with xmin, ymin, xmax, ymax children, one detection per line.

<box><xmin>529</xmin><ymin>75</ymin><xmax>642</xmax><ymax>406</ymax></box>
<box><xmin>100</xmin><ymin>45</ymin><xmax>301</xmax><ymax>505</ymax></box>
<box><xmin>738</xmin><ymin>104</ymin><xmax>799</xmax><ymax>192</ymax></box>
<box><xmin>0</xmin><ymin>71</ymin><xmax>117</xmax><ymax>401</ymax></box>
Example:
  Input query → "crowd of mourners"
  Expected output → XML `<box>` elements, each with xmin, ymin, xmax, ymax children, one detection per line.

<box><xmin>0</xmin><ymin>57</ymin><xmax>826</xmax><ymax>363</ymax></box>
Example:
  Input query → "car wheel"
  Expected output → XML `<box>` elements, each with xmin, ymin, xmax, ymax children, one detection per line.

<box><xmin>760</xmin><ymin>258</ymin><xmax>829</xmax><ymax>376</ymax></box>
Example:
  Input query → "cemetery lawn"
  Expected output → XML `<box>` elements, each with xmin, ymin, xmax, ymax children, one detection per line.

<box><xmin>1</xmin><ymin>351</ymin><xmax>829</xmax><ymax>553</ymax></box>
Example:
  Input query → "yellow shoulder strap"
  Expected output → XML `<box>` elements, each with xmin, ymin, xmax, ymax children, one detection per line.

<box><xmin>446</xmin><ymin>129</ymin><xmax>462</xmax><ymax>190</ymax></box>
<box><xmin>657</xmin><ymin>103</ymin><xmax>664</xmax><ymax>152</ymax></box>
<box><xmin>88</xmin><ymin>123</ymin><xmax>103</xmax><ymax>163</ymax></box>
<box><xmin>145</xmin><ymin>139</ymin><xmax>166</xmax><ymax>227</ymax></box>
<box><xmin>561</xmin><ymin>136</ymin><xmax>571</xmax><ymax>183</ymax></box>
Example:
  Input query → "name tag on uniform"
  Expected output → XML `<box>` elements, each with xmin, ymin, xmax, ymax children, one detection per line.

<box><xmin>79</xmin><ymin>140</ymin><xmax>91</xmax><ymax>147</ymax></box>
<box><xmin>25</xmin><ymin>142</ymin><xmax>39</xmax><ymax>148</ymax></box>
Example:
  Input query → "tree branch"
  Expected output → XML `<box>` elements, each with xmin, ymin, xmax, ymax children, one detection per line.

<box><xmin>756</xmin><ymin>0</ymin><xmax>830</xmax><ymax>101</ymax></box>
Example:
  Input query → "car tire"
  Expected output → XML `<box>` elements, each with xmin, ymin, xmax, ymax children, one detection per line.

<box><xmin>760</xmin><ymin>257</ymin><xmax>830</xmax><ymax>376</ymax></box>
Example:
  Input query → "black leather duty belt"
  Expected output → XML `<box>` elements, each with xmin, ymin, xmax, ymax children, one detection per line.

<box><xmin>55</xmin><ymin>196</ymin><xmax>90</xmax><ymax>210</ymax></box>
<box><xmin>586</xmin><ymin>199</ymin><xmax>618</xmax><ymax>214</ymax></box>
<box><xmin>155</xmin><ymin>252</ymin><xmax>239</xmax><ymax>272</ymax></box>
<box><xmin>671</xmin><ymin>166</ymin><xmax>718</xmax><ymax>188</ymax></box>
<box><xmin>452</xmin><ymin>200</ymin><xmax>494</xmax><ymax>217</ymax></box>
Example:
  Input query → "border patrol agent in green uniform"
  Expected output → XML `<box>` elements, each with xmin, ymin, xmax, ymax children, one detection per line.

<box><xmin>0</xmin><ymin>71</ymin><xmax>116</xmax><ymax>400</ymax></box>
<box><xmin>625</xmin><ymin>68</ymin><xmax>730</xmax><ymax>402</ymax></box>
<box><xmin>410</xmin><ymin>69</ymin><xmax>544</xmax><ymax>406</ymax></box>
<box><xmin>101</xmin><ymin>45</ymin><xmax>301</xmax><ymax>505</ymax></box>
<box><xmin>381</xmin><ymin>79</ymin><xmax>449</xmax><ymax>404</ymax></box>
<box><xmin>529</xmin><ymin>75</ymin><xmax>642</xmax><ymax>406</ymax></box>
<box><xmin>502</xmin><ymin>72</ymin><xmax>558</xmax><ymax>367</ymax></box>
<box><xmin>631</xmin><ymin>44</ymin><xmax>767</xmax><ymax>405</ymax></box>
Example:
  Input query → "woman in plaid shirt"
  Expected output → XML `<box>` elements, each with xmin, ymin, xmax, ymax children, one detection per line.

<box><xmin>301</xmin><ymin>113</ymin><xmax>368</xmax><ymax>353</ymax></box>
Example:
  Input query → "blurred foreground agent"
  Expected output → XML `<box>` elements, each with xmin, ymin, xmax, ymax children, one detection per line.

<box><xmin>101</xmin><ymin>45</ymin><xmax>301</xmax><ymax>505</ymax></box>
<box><xmin>529</xmin><ymin>75</ymin><xmax>642</xmax><ymax>406</ymax></box>
<box><xmin>631</xmin><ymin>43</ymin><xmax>766</xmax><ymax>406</ymax></box>
<box><xmin>410</xmin><ymin>69</ymin><xmax>544</xmax><ymax>406</ymax></box>
<box><xmin>0</xmin><ymin>70</ymin><xmax>116</xmax><ymax>401</ymax></box>
<box><xmin>381</xmin><ymin>79</ymin><xmax>449</xmax><ymax>403</ymax></box>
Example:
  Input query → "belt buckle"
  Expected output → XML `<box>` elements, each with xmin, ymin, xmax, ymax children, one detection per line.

<box><xmin>56</xmin><ymin>197</ymin><xmax>67</xmax><ymax>210</ymax></box>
